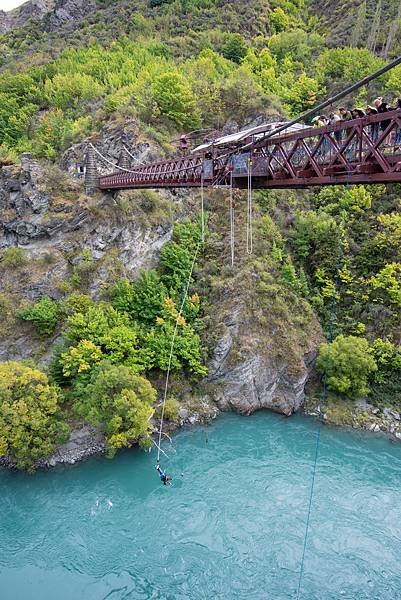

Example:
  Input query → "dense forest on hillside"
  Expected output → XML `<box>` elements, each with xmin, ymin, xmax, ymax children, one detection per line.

<box><xmin>0</xmin><ymin>0</ymin><xmax>401</xmax><ymax>469</ymax></box>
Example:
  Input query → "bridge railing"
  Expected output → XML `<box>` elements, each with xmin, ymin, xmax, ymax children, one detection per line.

<box><xmin>242</xmin><ymin>109</ymin><xmax>401</xmax><ymax>183</ymax></box>
<box><xmin>98</xmin><ymin>109</ymin><xmax>401</xmax><ymax>190</ymax></box>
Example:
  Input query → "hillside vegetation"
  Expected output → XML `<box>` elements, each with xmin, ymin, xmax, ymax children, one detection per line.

<box><xmin>0</xmin><ymin>0</ymin><xmax>401</xmax><ymax>468</ymax></box>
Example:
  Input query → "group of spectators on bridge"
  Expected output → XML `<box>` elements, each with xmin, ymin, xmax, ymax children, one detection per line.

<box><xmin>313</xmin><ymin>97</ymin><xmax>401</xmax><ymax>145</ymax></box>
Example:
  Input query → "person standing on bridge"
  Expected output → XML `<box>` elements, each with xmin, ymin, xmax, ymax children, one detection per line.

<box><xmin>395</xmin><ymin>99</ymin><xmax>401</xmax><ymax>148</ymax></box>
<box><xmin>339</xmin><ymin>107</ymin><xmax>352</xmax><ymax>121</ymax></box>
<box><xmin>366</xmin><ymin>105</ymin><xmax>379</xmax><ymax>142</ymax></box>
<box><xmin>329</xmin><ymin>112</ymin><xmax>341</xmax><ymax>143</ymax></box>
<box><xmin>374</xmin><ymin>97</ymin><xmax>391</xmax><ymax>138</ymax></box>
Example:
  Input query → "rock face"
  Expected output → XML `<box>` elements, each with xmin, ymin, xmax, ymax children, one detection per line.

<box><xmin>0</xmin><ymin>424</ymin><xmax>105</xmax><ymax>470</ymax></box>
<box><xmin>0</xmin><ymin>0</ymin><xmax>94</xmax><ymax>34</ymax></box>
<box><xmin>207</xmin><ymin>303</ymin><xmax>317</xmax><ymax>416</ymax></box>
<box><xmin>0</xmin><ymin>0</ymin><xmax>54</xmax><ymax>33</ymax></box>
<box><xmin>0</xmin><ymin>126</ymin><xmax>176</xmax><ymax>362</ymax></box>
<box><xmin>210</xmin><ymin>353</ymin><xmax>312</xmax><ymax>416</ymax></box>
<box><xmin>43</xmin><ymin>424</ymin><xmax>105</xmax><ymax>467</ymax></box>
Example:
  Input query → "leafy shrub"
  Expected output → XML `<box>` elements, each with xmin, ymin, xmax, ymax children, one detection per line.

<box><xmin>0</xmin><ymin>246</ymin><xmax>27</xmax><ymax>267</ymax></box>
<box><xmin>145</xmin><ymin>297</ymin><xmax>207</xmax><ymax>377</ymax></box>
<box><xmin>17</xmin><ymin>296</ymin><xmax>62</xmax><ymax>336</ymax></box>
<box><xmin>221</xmin><ymin>33</ymin><xmax>248</xmax><ymax>64</ymax></box>
<box><xmin>64</xmin><ymin>304</ymin><xmax>151</xmax><ymax>372</ymax></box>
<box><xmin>162</xmin><ymin>397</ymin><xmax>180</xmax><ymax>421</ymax></box>
<box><xmin>63</xmin><ymin>293</ymin><xmax>94</xmax><ymax>315</ymax></box>
<box><xmin>113</xmin><ymin>271</ymin><xmax>168</xmax><ymax>325</ymax></box>
<box><xmin>317</xmin><ymin>335</ymin><xmax>377</xmax><ymax>398</ymax></box>
<box><xmin>291</xmin><ymin>210</ymin><xmax>340</xmax><ymax>273</ymax></box>
<box><xmin>370</xmin><ymin>338</ymin><xmax>401</xmax><ymax>384</ymax></box>
<box><xmin>73</xmin><ymin>362</ymin><xmax>156</xmax><ymax>456</ymax></box>
<box><xmin>370</xmin><ymin>263</ymin><xmax>401</xmax><ymax>307</ymax></box>
<box><xmin>60</xmin><ymin>340</ymin><xmax>103</xmax><ymax>381</ymax></box>
<box><xmin>0</xmin><ymin>361</ymin><xmax>69</xmax><ymax>470</ymax></box>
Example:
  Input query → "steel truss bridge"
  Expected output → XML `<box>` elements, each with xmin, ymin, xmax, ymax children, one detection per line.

<box><xmin>98</xmin><ymin>110</ymin><xmax>401</xmax><ymax>191</ymax></box>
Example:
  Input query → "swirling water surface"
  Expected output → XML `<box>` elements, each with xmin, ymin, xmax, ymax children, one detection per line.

<box><xmin>1</xmin><ymin>412</ymin><xmax>401</xmax><ymax>600</ymax></box>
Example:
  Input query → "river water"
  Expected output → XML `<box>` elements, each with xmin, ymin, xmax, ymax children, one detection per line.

<box><xmin>1</xmin><ymin>412</ymin><xmax>401</xmax><ymax>600</ymax></box>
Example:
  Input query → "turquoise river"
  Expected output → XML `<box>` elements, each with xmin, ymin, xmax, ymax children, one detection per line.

<box><xmin>1</xmin><ymin>412</ymin><xmax>401</xmax><ymax>599</ymax></box>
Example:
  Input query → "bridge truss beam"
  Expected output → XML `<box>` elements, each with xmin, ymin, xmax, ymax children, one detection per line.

<box><xmin>98</xmin><ymin>110</ymin><xmax>401</xmax><ymax>191</ymax></box>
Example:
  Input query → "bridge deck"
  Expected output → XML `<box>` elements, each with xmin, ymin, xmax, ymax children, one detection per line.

<box><xmin>98</xmin><ymin>110</ymin><xmax>401</xmax><ymax>190</ymax></box>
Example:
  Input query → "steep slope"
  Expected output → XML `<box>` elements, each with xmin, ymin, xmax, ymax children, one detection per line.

<box><xmin>1</xmin><ymin>0</ymin><xmax>401</xmax><ymax>469</ymax></box>
<box><xmin>310</xmin><ymin>0</ymin><xmax>401</xmax><ymax>54</ymax></box>
<box><xmin>0</xmin><ymin>0</ymin><xmax>54</xmax><ymax>34</ymax></box>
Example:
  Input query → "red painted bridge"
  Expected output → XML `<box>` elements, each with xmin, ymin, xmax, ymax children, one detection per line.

<box><xmin>98</xmin><ymin>110</ymin><xmax>401</xmax><ymax>191</ymax></box>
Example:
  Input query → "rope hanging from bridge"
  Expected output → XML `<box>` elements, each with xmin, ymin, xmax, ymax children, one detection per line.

<box><xmin>156</xmin><ymin>237</ymin><xmax>202</xmax><ymax>466</ymax></box>
<box><xmin>246</xmin><ymin>157</ymin><xmax>253</xmax><ymax>255</ymax></box>
<box><xmin>201</xmin><ymin>169</ymin><xmax>205</xmax><ymax>243</ymax></box>
<box><xmin>229</xmin><ymin>168</ymin><xmax>235</xmax><ymax>266</ymax></box>
<box><xmin>295</xmin><ymin>179</ymin><xmax>349</xmax><ymax>599</ymax></box>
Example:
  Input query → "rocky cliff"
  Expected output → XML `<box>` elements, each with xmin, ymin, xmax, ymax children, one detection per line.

<box><xmin>0</xmin><ymin>0</ymin><xmax>53</xmax><ymax>33</ymax></box>
<box><xmin>0</xmin><ymin>0</ymin><xmax>97</xmax><ymax>34</ymax></box>
<box><xmin>0</xmin><ymin>120</ymin><xmax>175</xmax><ymax>362</ymax></box>
<box><xmin>0</xmin><ymin>121</ymin><xmax>323</xmax><ymax>419</ymax></box>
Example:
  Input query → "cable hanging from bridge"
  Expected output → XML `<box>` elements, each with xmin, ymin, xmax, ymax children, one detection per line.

<box><xmin>89</xmin><ymin>143</ymin><xmax>143</xmax><ymax>175</ymax></box>
<box><xmin>295</xmin><ymin>174</ymin><xmax>350</xmax><ymax>599</ymax></box>
<box><xmin>229</xmin><ymin>168</ymin><xmax>235</xmax><ymax>266</ymax></box>
<box><xmin>246</xmin><ymin>156</ymin><xmax>253</xmax><ymax>255</ymax></box>
<box><xmin>156</xmin><ymin>237</ymin><xmax>202</xmax><ymax>466</ymax></box>
<box><xmin>201</xmin><ymin>168</ymin><xmax>205</xmax><ymax>243</ymax></box>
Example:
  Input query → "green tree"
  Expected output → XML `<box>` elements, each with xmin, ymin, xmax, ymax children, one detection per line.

<box><xmin>278</xmin><ymin>69</ymin><xmax>320</xmax><ymax>115</ymax></box>
<box><xmin>270</xmin><ymin>8</ymin><xmax>289</xmax><ymax>34</ymax></box>
<box><xmin>149</xmin><ymin>71</ymin><xmax>201</xmax><ymax>129</ymax></box>
<box><xmin>221</xmin><ymin>33</ymin><xmax>248</xmax><ymax>64</ymax></box>
<box><xmin>17</xmin><ymin>296</ymin><xmax>62</xmax><ymax>336</ymax></box>
<box><xmin>0</xmin><ymin>93</ymin><xmax>36</xmax><ymax>147</ymax></box>
<box><xmin>291</xmin><ymin>210</ymin><xmax>341</xmax><ymax>274</ymax></box>
<box><xmin>113</xmin><ymin>271</ymin><xmax>168</xmax><ymax>325</ymax></box>
<box><xmin>44</xmin><ymin>73</ymin><xmax>103</xmax><ymax>110</ymax></box>
<box><xmin>144</xmin><ymin>297</ymin><xmax>207</xmax><ymax>377</ymax></box>
<box><xmin>32</xmin><ymin>109</ymin><xmax>74</xmax><ymax>159</ymax></box>
<box><xmin>65</xmin><ymin>305</ymin><xmax>150</xmax><ymax>372</ymax></box>
<box><xmin>0</xmin><ymin>361</ymin><xmax>69</xmax><ymax>470</ymax></box>
<box><xmin>370</xmin><ymin>338</ymin><xmax>401</xmax><ymax>384</ymax></box>
<box><xmin>74</xmin><ymin>362</ymin><xmax>156</xmax><ymax>456</ymax></box>
<box><xmin>315</xmin><ymin>48</ymin><xmax>384</xmax><ymax>93</ymax></box>
<box><xmin>60</xmin><ymin>340</ymin><xmax>103</xmax><ymax>381</ymax></box>
<box><xmin>317</xmin><ymin>335</ymin><xmax>377</xmax><ymax>398</ymax></box>
<box><xmin>370</xmin><ymin>263</ymin><xmax>401</xmax><ymax>306</ymax></box>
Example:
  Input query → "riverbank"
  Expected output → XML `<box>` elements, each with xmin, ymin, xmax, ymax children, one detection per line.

<box><xmin>304</xmin><ymin>395</ymin><xmax>401</xmax><ymax>442</ymax></box>
<box><xmin>0</xmin><ymin>394</ymin><xmax>219</xmax><ymax>470</ymax></box>
<box><xmin>1</xmin><ymin>384</ymin><xmax>400</xmax><ymax>472</ymax></box>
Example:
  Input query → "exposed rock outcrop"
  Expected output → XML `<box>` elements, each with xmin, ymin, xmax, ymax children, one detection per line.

<box><xmin>0</xmin><ymin>424</ymin><xmax>105</xmax><ymax>470</ymax></box>
<box><xmin>0</xmin><ymin>0</ymin><xmax>95</xmax><ymax>34</ymax></box>
<box><xmin>0</xmin><ymin>138</ymin><xmax>176</xmax><ymax>361</ymax></box>
<box><xmin>207</xmin><ymin>302</ymin><xmax>318</xmax><ymax>416</ymax></box>
<box><xmin>0</xmin><ymin>0</ymin><xmax>54</xmax><ymax>33</ymax></box>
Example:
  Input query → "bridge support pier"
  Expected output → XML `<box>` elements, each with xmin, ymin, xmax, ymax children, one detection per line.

<box><xmin>118</xmin><ymin>150</ymin><xmax>131</xmax><ymax>171</ymax></box>
<box><xmin>84</xmin><ymin>145</ymin><xmax>98</xmax><ymax>195</ymax></box>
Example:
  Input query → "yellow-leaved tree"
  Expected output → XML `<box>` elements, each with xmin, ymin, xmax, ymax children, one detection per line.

<box><xmin>0</xmin><ymin>361</ymin><xmax>69</xmax><ymax>470</ymax></box>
